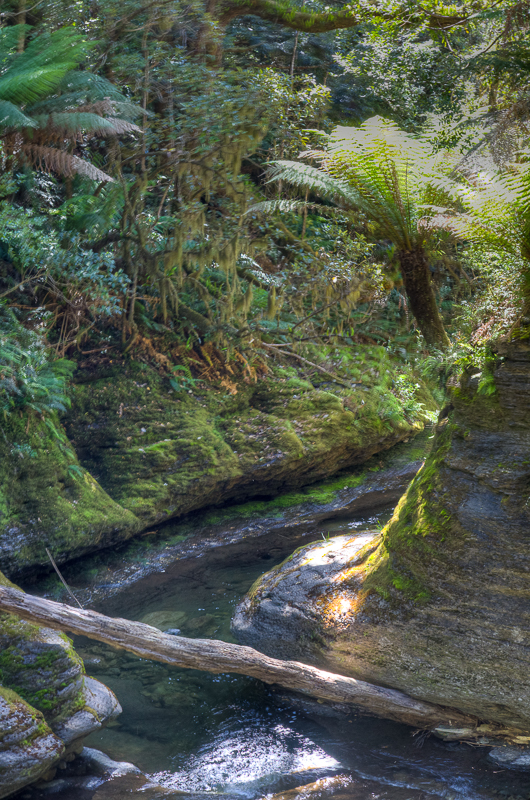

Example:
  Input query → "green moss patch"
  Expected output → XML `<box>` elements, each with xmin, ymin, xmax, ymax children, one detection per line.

<box><xmin>0</xmin><ymin>413</ymin><xmax>139</xmax><ymax>576</ymax></box>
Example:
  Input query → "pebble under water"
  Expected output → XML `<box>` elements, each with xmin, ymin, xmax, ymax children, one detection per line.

<box><xmin>63</xmin><ymin>509</ymin><xmax>530</xmax><ymax>800</ymax></box>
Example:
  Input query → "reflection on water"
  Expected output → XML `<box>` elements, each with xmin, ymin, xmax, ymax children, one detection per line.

<box><xmin>80</xmin><ymin>510</ymin><xmax>530</xmax><ymax>800</ymax></box>
<box><xmin>156</xmin><ymin>716</ymin><xmax>341</xmax><ymax>795</ymax></box>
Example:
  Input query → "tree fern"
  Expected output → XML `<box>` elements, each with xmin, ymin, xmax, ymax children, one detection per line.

<box><xmin>0</xmin><ymin>25</ymin><xmax>140</xmax><ymax>181</ymax></box>
<box><xmin>261</xmin><ymin>116</ymin><xmax>454</xmax><ymax>346</ymax></box>
<box><xmin>437</xmin><ymin>162</ymin><xmax>530</xmax><ymax>330</ymax></box>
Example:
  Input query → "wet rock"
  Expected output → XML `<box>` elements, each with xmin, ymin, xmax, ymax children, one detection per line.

<box><xmin>487</xmin><ymin>746</ymin><xmax>530</xmax><ymax>770</ymax></box>
<box><xmin>0</xmin><ymin>686</ymin><xmax>64</xmax><ymax>800</ymax></box>
<box><xmin>233</xmin><ymin>533</ymin><xmax>378</xmax><ymax>663</ymax></box>
<box><xmin>90</xmin><ymin>773</ymin><xmax>187</xmax><ymax>798</ymax></box>
<box><xmin>53</xmin><ymin>678</ymin><xmax>121</xmax><ymax>746</ymax></box>
<box><xmin>139</xmin><ymin>611</ymin><xmax>187</xmax><ymax>631</ymax></box>
<box><xmin>233</xmin><ymin>343</ymin><xmax>530</xmax><ymax>733</ymax></box>
<box><xmin>184</xmin><ymin>614</ymin><xmax>216</xmax><ymax>632</ymax></box>
<box><xmin>79</xmin><ymin>746</ymin><xmax>141</xmax><ymax>777</ymax></box>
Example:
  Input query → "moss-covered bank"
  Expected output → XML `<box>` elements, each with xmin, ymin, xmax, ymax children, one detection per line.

<box><xmin>233</xmin><ymin>340</ymin><xmax>530</xmax><ymax>735</ymax></box>
<box><xmin>65</xmin><ymin>345</ymin><xmax>435</xmax><ymax>529</ymax></box>
<box><xmin>0</xmin><ymin>414</ymin><xmax>139</xmax><ymax>577</ymax></box>
<box><xmin>0</xmin><ymin>342</ymin><xmax>435</xmax><ymax>577</ymax></box>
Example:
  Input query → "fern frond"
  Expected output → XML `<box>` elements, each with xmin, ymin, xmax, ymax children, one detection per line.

<box><xmin>267</xmin><ymin>160</ymin><xmax>358</xmax><ymax>206</ymax></box>
<box><xmin>0</xmin><ymin>100</ymin><xmax>36</xmax><ymax>129</ymax></box>
<box><xmin>22</xmin><ymin>145</ymin><xmax>114</xmax><ymax>182</ymax></box>
<box><xmin>30</xmin><ymin>111</ymin><xmax>140</xmax><ymax>137</ymax></box>
<box><xmin>32</xmin><ymin>112</ymin><xmax>118</xmax><ymax>135</ymax></box>
<box><xmin>267</xmin><ymin>117</ymin><xmax>458</xmax><ymax>251</ymax></box>
<box><xmin>0</xmin><ymin>25</ymin><xmax>30</xmax><ymax>57</ymax></box>
<box><xmin>57</xmin><ymin>71</ymin><xmax>128</xmax><ymax>103</ymax></box>
<box><xmin>0</xmin><ymin>29</ymin><xmax>89</xmax><ymax>106</ymax></box>
<box><xmin>246</xmin><ymin>198</ymin><xmax>331</xmax><ymax>216</ymax></box>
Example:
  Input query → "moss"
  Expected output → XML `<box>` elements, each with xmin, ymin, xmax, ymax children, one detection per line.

<box><xmin>1</xmin><ymin>341</ymin><xmax>435</xmax><ymax>574</ymax></box>
<box><xmin>361</xmin><ymin>420</ymin><xmax>454</xmax><ymax>603</ymax></box>
<box><xmin>0</xmin><ymin>413</ymin><xmax>140</xmax><ymax>576</ymax></box>
<box><xmin>0</xmin><ymin>570</ymin><xmax>86</xmax><ymax>723</ymax></box>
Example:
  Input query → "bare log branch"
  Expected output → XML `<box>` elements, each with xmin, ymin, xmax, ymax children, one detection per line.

<box><xmin>0</xmin><ymin>586</ymin><xmax>481</xmax><ymax>734</ymax></box>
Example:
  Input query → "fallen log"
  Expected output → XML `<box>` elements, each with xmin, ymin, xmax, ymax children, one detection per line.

<box><xmin>0</xmin><ymin>586</ymin><xmax>490</xmax><ymax>737</ymax></box>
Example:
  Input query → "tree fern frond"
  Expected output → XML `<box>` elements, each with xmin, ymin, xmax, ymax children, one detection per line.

<box><xmin>267</xmin><ymin>160</ymin><xmax>358</xmax><ymax>206</ymax></box>
<box><xmin>0</xmin><ymin>100</ymin><xmax>36</xmax><ymax>130</ymax></box>
<box><xmin>0</xmin><ymin>25</ymin><xmax>30</xmax><ymax>56</ymax></box>
<box><xmin>0</xmin><ymin>29</ymin><xmax>89</xmax><ymax>105</ymax></box>
<box><xmin>434</xmin><ymin>161</ymin><xmax>530</xmax><ymax>266</ymax></box>
<box><xmin>32</xmin><ymin>112</ymin><xmax>118</xmax><ymax>135</ymax></box>
<box><xmin>269</xmin><ymin>117</ymin><xmax>459</xmax><ymax>251</ymax></box>
<box><xmin>246</xmin><ymin>198</ymin><xmax>331</xmax><ymax>216</ymax></box>
<box><xmin>30</xmin><ymin>111</ymin><xmax>140</xmax><ymax>137</ymax></box>
<box><xmin>22</xmin><ymin>145</ymin><xmax>114</xmax><ymax>182</ymax></box>
<box><xmin>56</xmin><ymin>71</ymin><xmax>127</xmax><ymax>103</ymax></box>
<box><xmin>0</xmin><ymin>66</ymin><xmax>78</xmax><ymax>105</ymax></box>
<box><xmin>101</xmin><ymin>117</ymin><xmax>142</xmax><ymax>135</ymax></box>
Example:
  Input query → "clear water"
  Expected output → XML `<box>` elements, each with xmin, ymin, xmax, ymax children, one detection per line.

<box><xmin>76</xmin><ymin>510</ymin><xmax>530</xmax><ymax>800</ymax></box>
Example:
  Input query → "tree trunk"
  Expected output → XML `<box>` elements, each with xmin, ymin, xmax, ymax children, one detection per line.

<box><xmin>398</xmin><ymin>248</ymin><xmax>449</xmax><ymax>349</ymax></box>
<box><xmin>0</xmin><ymin>585</ymin><xmax>494</xmax><ymax>738</ymax></box>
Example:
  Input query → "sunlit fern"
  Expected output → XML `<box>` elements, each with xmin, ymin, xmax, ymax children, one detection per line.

<box><xmin>261</xmin><ymin>116</ymin><xmax>456</xmax><ymax>250</ymax></box>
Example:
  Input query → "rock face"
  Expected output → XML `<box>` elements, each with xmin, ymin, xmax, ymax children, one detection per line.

<box><xmin>0</xmin><ymin>571</ymin><xmax>121</xmax><ymax>797</ymax></box>
<box><xmin>65</xmin><ymin>352</ymin><xmax>431</xmax><ymax>532</ymax></box>
<box><xmin>0</xmin><ymin>686</ymin><xmax>64</xmax><ymax>799</ymax></box>
<box><xmin>1</xmin><ymin>346</ymin><xmax>435</xmax><ymax>577</ymax></box>
<box><xmin>233</xmin><ymin>341</ymin><xmax>530</xmax><ymax>734</ymax></box>
<box><xmin>0</xmin><ymin>414</ymin><xmax>139</xmax><ymax>577</ymax></box>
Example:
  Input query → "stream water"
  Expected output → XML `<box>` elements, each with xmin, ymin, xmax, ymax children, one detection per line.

<box><xmin>63</xmin><ymin>505</ymin><xmax>530</xmax><ymax>800</ymax></box>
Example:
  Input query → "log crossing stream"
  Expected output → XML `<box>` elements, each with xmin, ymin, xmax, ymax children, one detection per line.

<box><xmin>13</xmin><ymin>443</ymin><xmax>530</xmax><ymax>800</ymax></box>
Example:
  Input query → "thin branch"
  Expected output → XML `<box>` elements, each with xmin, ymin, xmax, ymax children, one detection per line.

<box><xmin>0</xmin><ymin>272</ymin><xmax>46</xmax><ymax>298</ymax></box>
<box><xmin>261</xmin><ymin>342</ymin><xmax>358</xmax><ymax>388</ymax></box>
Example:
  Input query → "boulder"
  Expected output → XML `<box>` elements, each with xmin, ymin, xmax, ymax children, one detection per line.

<box><xmin>233</xmin><ymin>342</ymin><xmax>530</xmax><ymax>734</ymax></box>
<box><xmin>0</xmin><ymin>686</ymin><xmax>63</xmax><ymax>799</ymax></box>
<box><xmin>79</xmin><ymin>746</ymin><xmax>141</xmax><ymax>777</ymax></box>
<box><xmin>0</xmin><ymin>571</ymin><xmax>121</xmax><ymax>795</ymax></box>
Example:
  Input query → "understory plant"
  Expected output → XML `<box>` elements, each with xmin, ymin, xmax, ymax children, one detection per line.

<box><xmin>0</xmin><ymin>304</ymin><xmax>73</xmax><ymax>421</ymax></box>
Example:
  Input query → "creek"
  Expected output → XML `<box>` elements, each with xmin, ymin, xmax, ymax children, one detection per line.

<box><xmin>19</xmin><ymin>430</ymin><xmax>530</xmax><ymax>800</ymax></box>
<box><xmin>50</xmin><ymin>505</ymin><xmax>530</xmax><ymax>800</ymax></box>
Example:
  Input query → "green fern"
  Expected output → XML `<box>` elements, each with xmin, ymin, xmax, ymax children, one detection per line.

<box><xmin>0</xmin><ymin>305</ymin><xmax>74</xmax><ymax>420</ymax></box>
<box><xmin>0</xmin><ymin>25</ymin><xmax>141</xmax><ymax>180</ymax></box>
<box><xmin>260</xmin><ymin>116</ymin><xmax>455</xmax><ymax>347</ymax></box>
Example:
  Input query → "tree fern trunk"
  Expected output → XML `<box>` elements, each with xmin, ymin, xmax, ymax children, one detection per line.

<box><xmin>398</xmin><ymin>248</ymin><xmax>449</xmax><ymax>348</ymax></box>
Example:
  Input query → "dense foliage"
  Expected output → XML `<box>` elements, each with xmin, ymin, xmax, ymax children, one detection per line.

<box><xmin>0</xmin><ymin>0</ymin><xmax>528</xmax><ymax>404</ymax></box>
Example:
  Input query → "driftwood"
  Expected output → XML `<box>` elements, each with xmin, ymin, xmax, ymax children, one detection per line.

<box><xmin>0</xmin><ymin>586</ymin><xmax>484</xmax><ymax>736</ymax></box>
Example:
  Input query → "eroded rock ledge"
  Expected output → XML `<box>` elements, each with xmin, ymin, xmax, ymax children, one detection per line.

<box><xmin>233</xmin><ymin>340</ymin><xmax>530</xmax><ymax>738</ymax></box>
<box><xmin>1</xmin><ymin>346</ymin><xmax>435</xmax><ymax>577</ymax></box>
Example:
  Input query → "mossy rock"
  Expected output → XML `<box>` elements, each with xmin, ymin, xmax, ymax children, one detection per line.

<box><xmin>0</xmin><ymin>414</ymin><xmax>139</xmax><ymax>577</ymax></box>
<box><xmin>0</xmin><ymin>581</ymin><xmax>121</xmax><ymax>740</ymax></box>
<box><xmin>233</xmin><ymin>342</ymin><xmax>530</xmax><ymax>732</ymax></box>
<box><xmin>0</xmin><ymin>684</ymin><xmax>64</xmax><ymax>798</ymax></box>
<box><xmin>65</xmin><ymin>347</ymin><xmax>434</xmax><ymax>532</ymax></box>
